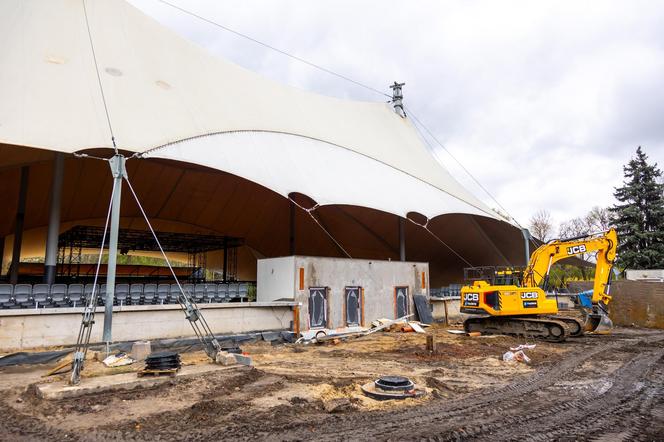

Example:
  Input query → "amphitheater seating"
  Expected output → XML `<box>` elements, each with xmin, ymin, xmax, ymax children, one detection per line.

<box><xmin>143</xmin><ymin>284</ymin><xmax>158</xmax><ymax>305</ymax></box>
<box><xmin>157</xmin><ymin>284</ymin><xmax>171</xmax><ymax>304</ymax></box>
<box><xmin>0</xmin><ymin>282</ymin><xmax>252</xmax><ymax>309</ymax></box>
<box><xmin>14</xmin><ymin>284</ymin><xmax>33</xmax><ymax>308</ymax></box>
<box><xmin>32</xmin><ymin>284</ymin><xmax>51</xmax><ymax>308</ymax></box>
<box><xmin>99</xmin><ymin>284</ymin><xmax>108</xmax><ymax>306</ymax></box>
<box><xmin>194</xmin><ymin>284</ymin><xmax>206</xmax><ymax>303</ymax></box>
<box><xmin>115</xmin><ymin>284</ymin><xmax>130</xmax><ymax>306</ymax></box>
<box><xmin>0</xmin><ymin>284</ymin><xmax>13</xmax><ymax>308</ymax></box>
<box><xmin>84</xmin><ymin>284</ymin><xmax>99</xmax><ymax>304</ymax></box>
<box><xmin>204</xmin><ymin>284</ymin><xmax>217</xmax><ymax>303</ymax></box>
<box><xmin>66</xmin><ymin>284</ymin><xmax>84</xmax><ymax>307</ymax></box>
<box><xmin>129</xmin><ymin>284</ymin><xmax>144</xmax><ymax>305</ymax></box>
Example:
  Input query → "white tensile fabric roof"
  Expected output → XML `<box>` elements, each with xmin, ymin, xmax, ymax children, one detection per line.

<box><xmin>0</xmin><ymin>0</ymin><xmax>506</xmax><ymax>222</ymax></box>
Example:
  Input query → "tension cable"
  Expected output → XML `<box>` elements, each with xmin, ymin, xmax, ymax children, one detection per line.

<box><xmin>288</xmin><ymin>197</ymin><xmax>353</xmax><ymax>259</ymax></box>
<box><xmin>70</xmin><ymin>176</ymin><xmax>116</xmax><ymax>384</ymax></box>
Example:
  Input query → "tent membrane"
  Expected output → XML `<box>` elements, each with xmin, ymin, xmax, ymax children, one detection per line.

<box><xmin>0</xmin><ymin>0</ymin><xmax>525</xmax><ymax>284</ymax></box>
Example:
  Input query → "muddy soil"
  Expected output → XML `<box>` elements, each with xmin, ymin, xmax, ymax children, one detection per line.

<box><xmin>0</xmin><ymin>326</ymin><xmax>662</xmax><ymax>441</ymax></box>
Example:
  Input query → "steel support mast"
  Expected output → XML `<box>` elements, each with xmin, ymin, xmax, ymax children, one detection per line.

<box><xmin>103</xmin><ymin>154</ymin><xmax>127</xmax><ymax>344</ymax></box>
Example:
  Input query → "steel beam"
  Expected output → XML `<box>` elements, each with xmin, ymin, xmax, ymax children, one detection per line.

<box><xmin>102</xmin><ymin>155</ymin><xmax>126</xmax><ymax>343</ymax></box>
<box><xmin>44</xmin><ymin>153</ymin><xmax>65</xmax><ymax>284</ymax></box>
<box><xmin>289</xmin><ymin>200</ymin><xmax>296</xmax><ymax>255</ymax></box>
<box><xmin>399</xmin><ymin>218</ymin><xmax>406</xmax><ymax>262</ymax></box>
<box><xmin>222</xmin><ymin>236</ymin><xmax>228</xmax><ymax>282</ymax></box>
<box><xmin>0</xmin><ymin>236</ymin><xmax>5</xmax><ymax>275</ymax></box>
<box><xmin>521</xmin><ymin>228</ymin><xmax>531</xmax><ymax>265</ymax></box>
<box><xmin>9</xmin><ymin>166</ymin><xmax>29</xmax><ymax>284</ymax></box>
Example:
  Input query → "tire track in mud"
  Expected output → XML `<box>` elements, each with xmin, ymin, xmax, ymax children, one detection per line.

<box><xmin>269</xmin><ymin>335</ymin><xmax>664</xmax><ymax>442</ymax></box>
<box><xmin>2</xmin><ymin>333</ymin><xmax>663</xmax><ymax>441</ymax></box>
<box><xmin>0</xmin><ymin>402</ymin><xmax>80</xmax><ymax>442</ymax></box>
<box><xmin>461</xmin><ymin>347</ymin><xmax>664</xmax><ymax>442</ymax></box>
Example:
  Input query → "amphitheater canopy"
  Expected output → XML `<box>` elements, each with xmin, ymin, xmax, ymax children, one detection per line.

<box><xmin>0</xmin><ymin>0</ymin><xmax>509</xmax><ymax>223</ymax></box>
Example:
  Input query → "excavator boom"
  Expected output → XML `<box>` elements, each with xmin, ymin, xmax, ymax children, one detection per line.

<box><xmin>523</xmin><ymin>229</ymin><xmax>618</xmax><ymax>306</ymax></box>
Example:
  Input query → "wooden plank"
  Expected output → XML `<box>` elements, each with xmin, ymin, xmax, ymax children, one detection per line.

<box><xmin>410</xmin><ymin>322</ymin><xmax>426</xmax><ymax>334</ymax></box>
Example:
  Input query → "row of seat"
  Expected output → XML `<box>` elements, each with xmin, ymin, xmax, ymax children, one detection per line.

<box><xmin>0</xmin><ymin>283</ymin><xmax>251</xmax><ymax>309</ymax></box>
<box><xmin>430</xmin><ymin>285</ymin><xmax>462</xmax><ymax>299</ymax></box>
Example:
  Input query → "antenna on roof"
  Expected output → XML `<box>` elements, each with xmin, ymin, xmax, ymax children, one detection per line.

<box><xmin>390</xmin><ymin>82</ymin><xmax>406</xmax><ymax>118</ymax></box>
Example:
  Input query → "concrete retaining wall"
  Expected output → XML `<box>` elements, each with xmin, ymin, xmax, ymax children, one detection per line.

<box><xmin>568</xmin><ymin>280</ymin><xmax>664</xmax><ymax>329</ymax></box>
<box><xmin>0</xmin><ymin>302</ymin><xmax>296</xmax><ymax>351</ymax></box>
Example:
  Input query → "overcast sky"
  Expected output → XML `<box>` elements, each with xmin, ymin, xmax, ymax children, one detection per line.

<box><xmin>130</xmin><ymin>0</ymin><xmax>664</xmax><ymax>232</ymax></box>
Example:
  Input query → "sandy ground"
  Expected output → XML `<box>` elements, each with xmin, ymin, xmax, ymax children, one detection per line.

<box><xmin>0</xmin><ymin>325</ymin><xmax>662</xmax><ymax>441</ymax></box>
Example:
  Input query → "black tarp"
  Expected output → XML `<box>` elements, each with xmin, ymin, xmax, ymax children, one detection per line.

<box><xmin>0</xmin><ymin>329</ymin><xmax>294</xmax><ymax>367</ymax></box>
<box><xmin>413</xmin><ymin>295</ymin><xmax>433</xmax><ymax>324</ymax></box>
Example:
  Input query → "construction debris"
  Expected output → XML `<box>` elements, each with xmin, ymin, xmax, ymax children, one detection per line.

<box><xmin>510</xmin><ymin>343</ymin><xmax>536</xmax><ymax>352</ymax></box>
<box><xmin>502</xmin><ymin>343</ymin><xmax>536</xmax><ymax>364</ymax></box>
<box><xmin>410</xmin><ymin>322</ymin><xmax>426</xmax><ymax>334</ymax></box>
<box><xmin>502</xmin><ymin>350</ymin><xmax>532</xmax><ymax>364</ymax></box>
<box><xmin>215</xmin><ymin>351</ymin><xmax>237</xmax><ymax>366</ymax></box>
<box><xmin>296</xmin><ymin>315</ymin><xmax>415</xmax><ymax>344</ymax></box>
<box><xmin>142</xmin><ymin>352</ymin><xmax>181</xmax><ymax>372</ymax></box>
<box><xmin>102</xmin><ymin>353</ymin><xmax>136</xmax><ymax>368</ymax></box>
<box><xmin>401</xmin><ymin>324</ymin><xmax>415</xmax><ymax>333</ymax></box>
<box><xmin>130</xmin><ymin>341</ymin><xmax>152</xmax><ymax>361</ymax></box>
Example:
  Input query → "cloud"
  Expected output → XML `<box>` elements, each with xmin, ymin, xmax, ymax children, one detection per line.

<box><xmin>130</xmin><ymin>0</ymin><xmax>664</xmax><ymax>228</ymax></box>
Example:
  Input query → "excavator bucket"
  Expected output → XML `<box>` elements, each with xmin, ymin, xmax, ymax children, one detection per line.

<box><xmin>584</xmin><ymin>311</ymin><xmax>613</xmax><ymax>334</ymax></box>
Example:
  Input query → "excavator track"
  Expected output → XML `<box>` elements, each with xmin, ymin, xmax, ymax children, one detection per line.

<box><xmin>543</xmin><ymin>315</ymin><xmax>585</xmax><ymax>337</ymax></box>
<box><xmin>463</xmin><ymin>316</ymin><xmax>570</xmax><ymax>342</ymax></box>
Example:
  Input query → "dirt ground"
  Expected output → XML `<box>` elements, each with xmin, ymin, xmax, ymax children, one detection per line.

<box><xmin>0</xmin><ymin>325</ymin><xmax>663</xmax><ymax>441</ymax></box>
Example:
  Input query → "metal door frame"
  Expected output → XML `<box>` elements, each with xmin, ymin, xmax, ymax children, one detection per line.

<box><xmin>344</xmin><ymin>286</ymin><xmax>363</xmax><ymax>327</ymax></box>
<box><xmin>394</xmin><ymin>286</ymin><xmax>409</xmax><ymax>318</ymax></box>
<box><xmin>308</xmin><ymin>286</ymin><xmax>328</xmax><ymax>329</ymax></box>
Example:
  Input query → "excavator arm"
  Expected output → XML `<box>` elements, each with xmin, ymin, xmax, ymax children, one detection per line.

<box><xmin>523</xmin><ymin>229</ymin><xmax>617</xmax><ymax>303</ymax></box>
<box><xmin>522</xmin><ymin>228</ymin><xmax>618</xmax><ymax>333</ymax></box>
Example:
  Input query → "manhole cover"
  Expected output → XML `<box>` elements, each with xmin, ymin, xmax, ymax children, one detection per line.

<box><xmin>361</xmin><ymin>375</ymin><xmax>426</xmax><ymax>400</ymax></box>
<box><xmin>375</xmin><ymin>375</ymin><xmax>415</xmax><ymax>391</ymax></box>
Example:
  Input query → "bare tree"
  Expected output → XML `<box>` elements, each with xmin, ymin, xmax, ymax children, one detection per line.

<box><xmin>559</xmin><ymin>216</ymin><xmax>594</xmax><ymax>278</ymax></box>
<box><xmin>529</xmin><ymin>209</ymin><xmax>554</xmax><ymax>241</ymax></box>
<box><xmin>558</xmin><ymin>217</ymin><xmax>591</xmax><ymax>239</ymax></box>
<box><xmin>585</xmin><ymin>206</ymin><xmax>611</xmax><ymax>232</ymax></box>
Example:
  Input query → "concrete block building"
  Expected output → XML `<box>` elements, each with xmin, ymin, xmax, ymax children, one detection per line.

<box><xmin>258</xmin><ymin>256</ymin><xmax>429</xmax><ymax>331</ymax></box>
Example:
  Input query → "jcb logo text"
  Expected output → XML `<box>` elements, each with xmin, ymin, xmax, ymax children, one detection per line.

<box><xmin>567</xmin><ymin>244</ymin><xmax>587</xmax><ymax>255</ymax></box>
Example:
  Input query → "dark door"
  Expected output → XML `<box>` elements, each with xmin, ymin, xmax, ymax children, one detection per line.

<box><xmin>345</xmin><ymin>287</ymin><xmax>361</xmax><ymax>326</ymax></box>
<box><xmin>308</xmin><ymin>287</ymin><xmax>327</xmax><ymax>328</ymax></box>
<box><xmin>395</xmin><ymin>287</ymin><xmax>408</xmax><ymax>318</ymax></box>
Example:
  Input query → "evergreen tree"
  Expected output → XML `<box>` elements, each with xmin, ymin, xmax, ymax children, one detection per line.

<box><xmin>610</xmin><ymin>146</ymin><xmax>664</xmax><ymax>269</ymax></box>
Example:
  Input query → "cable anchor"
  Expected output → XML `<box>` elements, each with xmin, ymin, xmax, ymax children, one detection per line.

<box><xmin>390</xmin><ymin>81</ymin><xmax>406</xmax><ymax>117</ymax></box>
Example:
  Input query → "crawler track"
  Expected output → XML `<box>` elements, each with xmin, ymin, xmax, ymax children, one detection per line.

<box><xmin>464</xmin><ymin>316</ymin><xmax>571</xmax><ymax>342</ymax></box>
